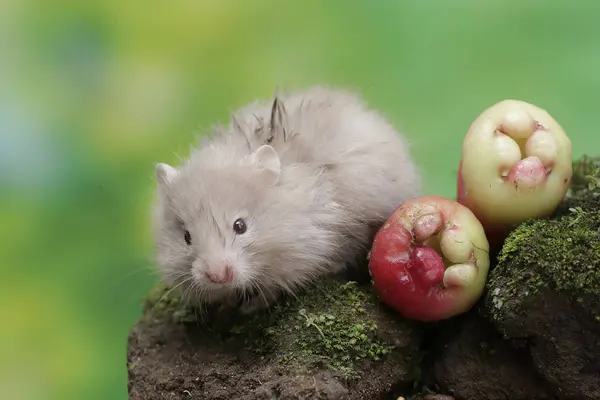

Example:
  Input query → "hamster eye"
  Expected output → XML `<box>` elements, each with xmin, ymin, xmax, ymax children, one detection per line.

<box><xmin>233</xmin><ymin>218</ymin><xmax>247</xmax><ymax>234</ymax></box>
<box><xmin>184</xmin><ymin>230</ymin><xmax>192</xmax><ymax>245</ymax></box>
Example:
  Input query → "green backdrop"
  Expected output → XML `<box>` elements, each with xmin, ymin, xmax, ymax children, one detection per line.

<box><xmin>2</xmin><ymin>1</ymin><xmax>599</xmax><ymax>399</ymax></box>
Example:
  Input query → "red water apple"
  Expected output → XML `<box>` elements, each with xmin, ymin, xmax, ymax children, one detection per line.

<box><xmin>368</xmin><ymin>195</ymin><xmax>490</xmax><ymax>322</ymax></box>
<box><xmin>457</xmin><ymin>99</ymin><xmax>573</xmax><ymax>248</ymax></box>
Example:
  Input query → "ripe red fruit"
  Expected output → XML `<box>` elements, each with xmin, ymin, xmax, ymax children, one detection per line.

<box><xmin>368</xmin><ymin>195</ymin><xmax>490</xmax><ymax>322</ymax></box>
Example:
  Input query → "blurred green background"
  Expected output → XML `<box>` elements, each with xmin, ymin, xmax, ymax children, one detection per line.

<box><xmin>1</xmin><ymin>0</ymin><xmax>599</xmax><ymax>399</ymax></box>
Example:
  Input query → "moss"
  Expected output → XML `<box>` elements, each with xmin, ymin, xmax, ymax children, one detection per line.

<box><xmin>266</xmin><ymin>280</ymin><xmax>396</xmax><ymax>379</ymax></box>
<box><xmin>143</xmin><ymin>279</ymin><xmax>397</xmax><ymax>379</ymax></box>
<box><xmin>570</xmin><ymin>154</ymin><xmax>600</xmax><ymax>194</ymax></box>
<box><xmin>486</xmin><ymin>195</ymin><xmax>600</xmax><ymax>325</ymax></box>
<box><xmin>143</xmin><ymin>283</ymin><xmax>197</xmax><ymax>323</ymax></box>
<box><xmin>559</xmin><ymin>154</ymin><xmax>600</xmax><ymax>212</ymax></box>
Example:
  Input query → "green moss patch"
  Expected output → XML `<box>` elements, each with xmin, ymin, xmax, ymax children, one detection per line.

<box><xmin>267</xmin><ymin>280</ymin><xmax>396</xmax><ymax>378</ymax></box>
<box><xmin>562</xmin><ymin>155</ymin><xmax>600</xmax><ymax>212</ymax></box>
<box><xmin>570</xmin><ymin>154</ymin><xmax>600</xmax><ymax>194</ymax></box>
<box><xmin>143</xmin><ymin>282</ymin><xmax>198</xmax><ymax>323</ymax></box>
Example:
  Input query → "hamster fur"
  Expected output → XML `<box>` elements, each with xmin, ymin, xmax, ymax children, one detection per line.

<box><xmin>152</xmin><ymin>85</ymin><xmax>421</xmax><ymax>314</ymax></box>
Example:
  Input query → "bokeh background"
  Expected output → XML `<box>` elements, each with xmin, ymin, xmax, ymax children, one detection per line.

<box><xmin>1</xmin><ymin>0</ymin><xmax>599</xmax><ymax>399</ymax></box>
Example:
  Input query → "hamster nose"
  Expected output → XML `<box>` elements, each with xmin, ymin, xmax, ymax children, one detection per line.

<box><xmin>205</xmin><ymin>265</ymin><xmax>233</xmax><ymax>284</ymax></box>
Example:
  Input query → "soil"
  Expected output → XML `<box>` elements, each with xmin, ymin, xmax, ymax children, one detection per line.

<box><xmin>487</xmin><ymin>287</ymin><xmax>600</xmax><ymax>400</ymax></box>
<box><xmin>429</xmin><ymin>306</ymin><xmax>557</xmax><ymax>400</ymax></box>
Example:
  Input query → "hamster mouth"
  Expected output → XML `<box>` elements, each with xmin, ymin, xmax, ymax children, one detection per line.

<box><xmin>203</xmin><ymin>286</ymin><xmax>261</xmax><ymax>308</ymax></box>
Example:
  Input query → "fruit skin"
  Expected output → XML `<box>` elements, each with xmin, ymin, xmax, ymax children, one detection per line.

<box><xmin>368</xmin><ymin>195</ymin><xmax>490</xmax><ymax>322</ymax></box>
<box><xmin>457</xmin><ymin>99</ymin><xmax>573</xmax><ymax>248</ymax></box>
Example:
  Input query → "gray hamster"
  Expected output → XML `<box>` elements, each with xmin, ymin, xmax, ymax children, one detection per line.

<box><xmin>152</xmin><ymin>85</ymin><xmax>421</xmax><ymax>314</ymax></box>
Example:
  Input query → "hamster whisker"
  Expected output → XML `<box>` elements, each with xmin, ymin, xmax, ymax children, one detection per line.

<box><xmin>185</xmin><ymin>281</ymin><xmax>213</xmax><ymax>328</ymax></box>
<box><xmin>148</xmin><ymin>275</ymin><xmax>194</xmax><ymax>316</ymax></box>
<box><xmin>280</xmin><ymin>283</ymin><xmax>301</xmax><ymax>303</ymax></box>
<box><xmin>246</xmin><ymin>280</ymin><xmax>271</xmax><ymax>313</ymax></box>
<box><xmin>177</xmin><ymin>284</ymin><xmax>216</xmax><ymax>334</ymax></box>
<box><xmin>250</xmin><ymin>267</ymin><xmax>300</xmax><ymax>304</ymax></box>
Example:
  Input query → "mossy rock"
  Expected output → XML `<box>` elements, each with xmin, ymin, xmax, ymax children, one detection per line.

<box><xmin>487</xmin><ymin>209</ymin><xmax>600</xmax><ymax>323</ymax></box>
<box><xmin>484</xmin><ymin>176</ymin><xmax>600</xmax><ymax>399</ymax></box>
<box><xmin>128</xmin><ymin>278</ymin><xmax>423</xmax><ymax>400</ymax></box>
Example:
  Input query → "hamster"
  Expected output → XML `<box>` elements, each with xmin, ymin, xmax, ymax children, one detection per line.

<box><xmin>152</xmin><ymin>85</ymin><xmax>421</xmax><ymax>315</ymax></box>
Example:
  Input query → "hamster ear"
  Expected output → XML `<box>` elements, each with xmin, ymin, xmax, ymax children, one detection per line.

<box><xmin>250</xmin><ymin>145</ymin><xmax>280</xmax><ymax>186</ymax></box>
<box><xmin>156</xmin><ymin>163</ymin><xmax>179</xmax><ymax>186</ymax></box>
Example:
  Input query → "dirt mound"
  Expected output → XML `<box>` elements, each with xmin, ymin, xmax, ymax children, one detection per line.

<box><xmin>127</xmin><ymin>280</ymin><xmax>423</xmax><ymax>400</ymax></box>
